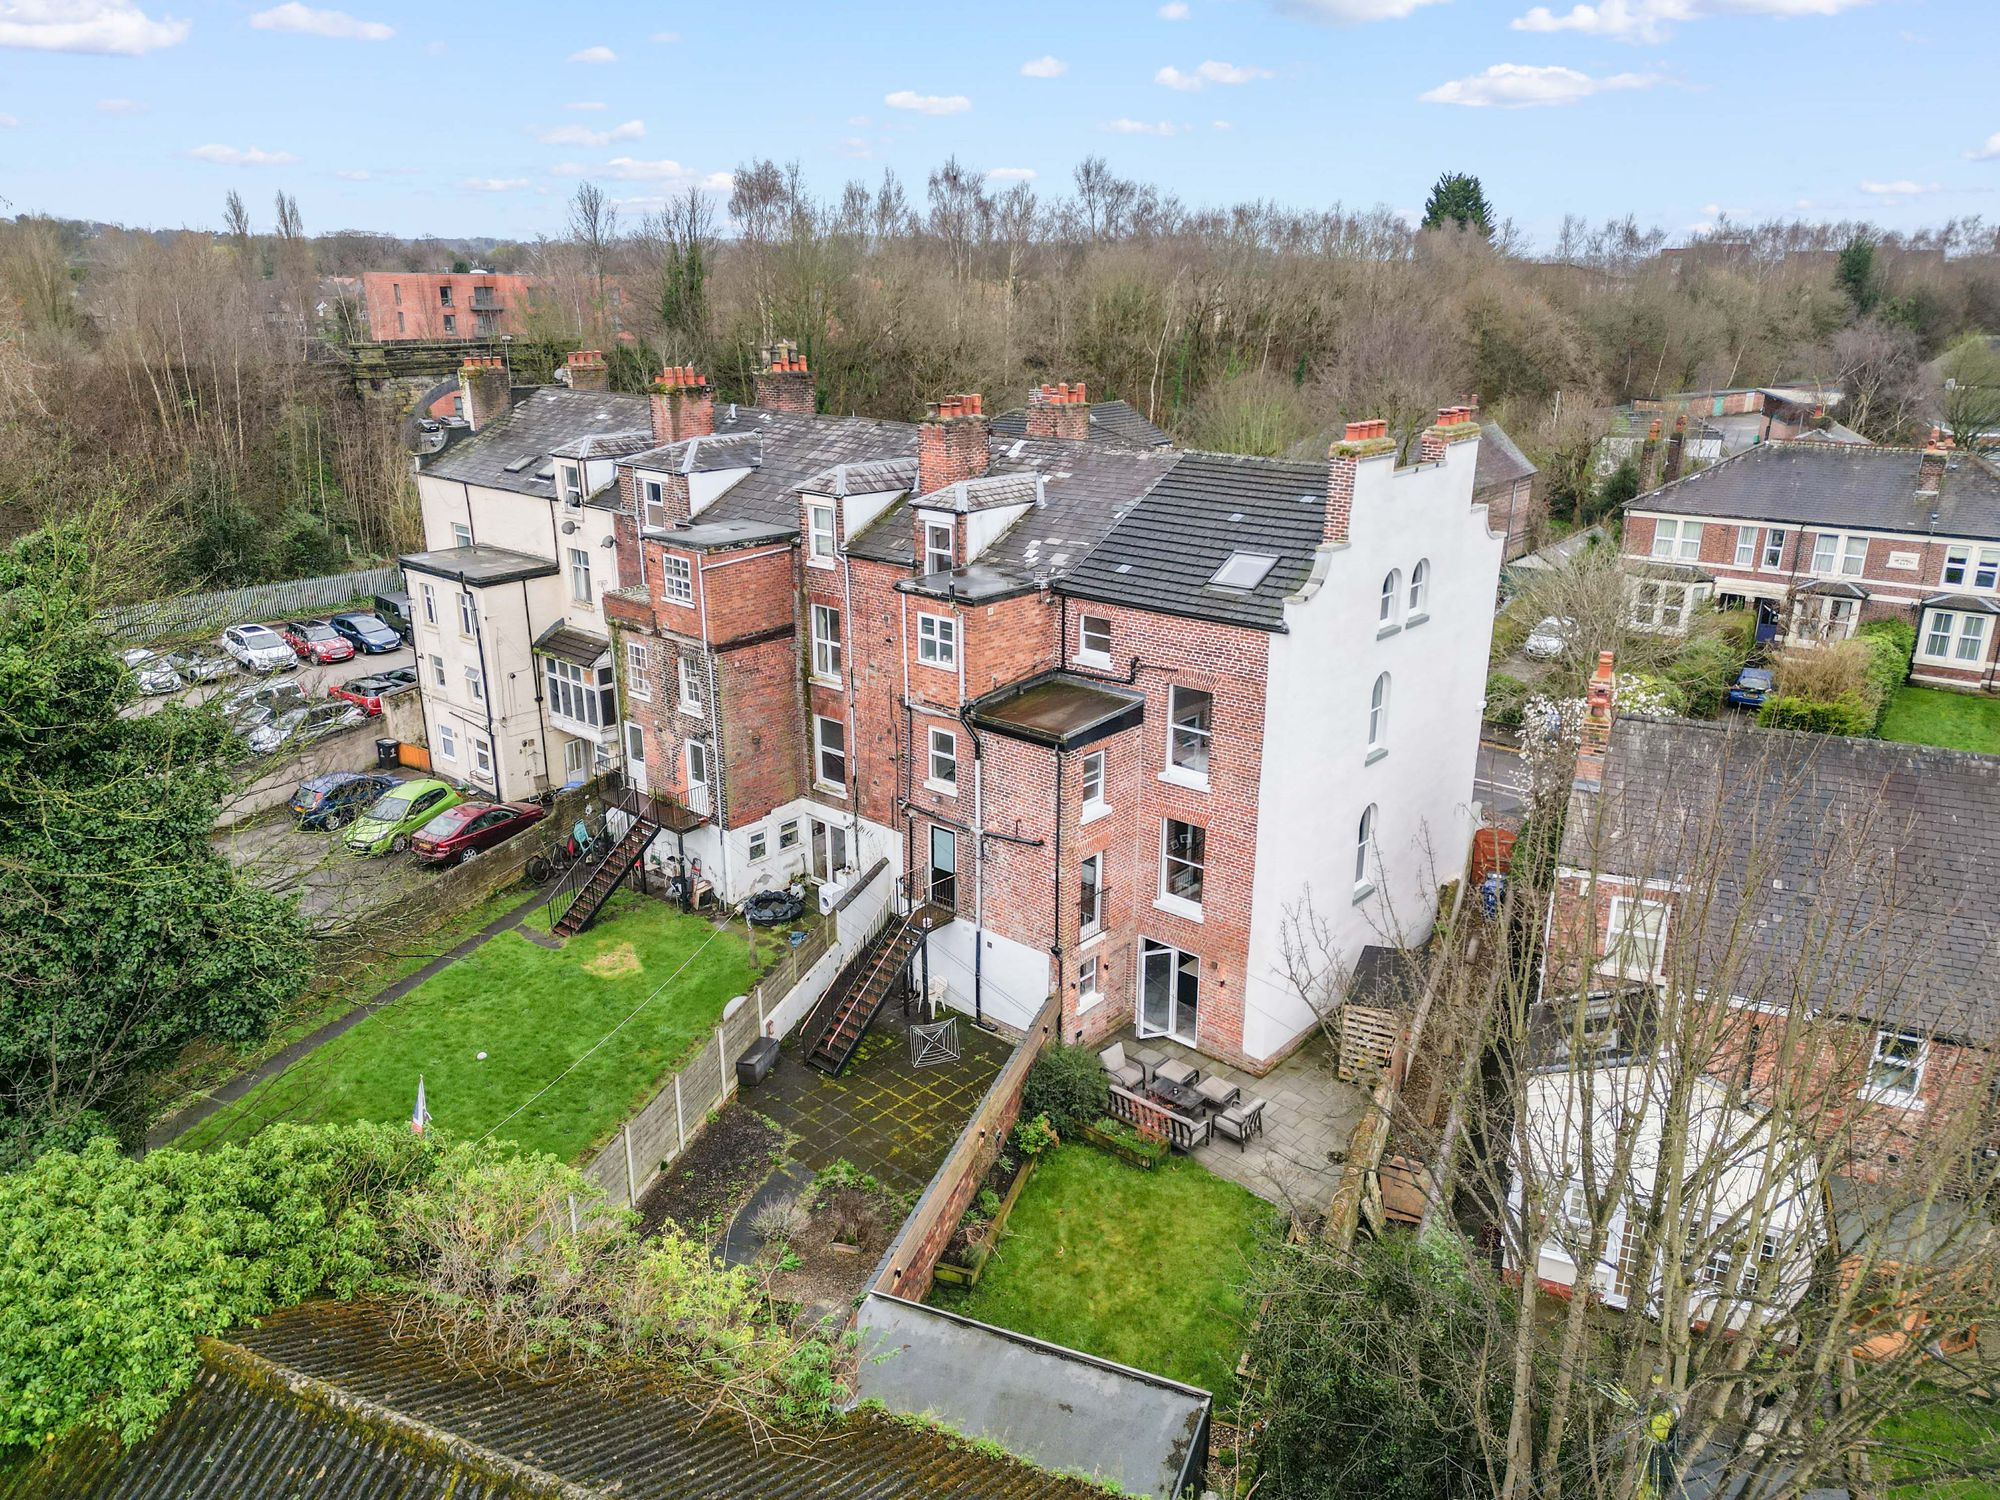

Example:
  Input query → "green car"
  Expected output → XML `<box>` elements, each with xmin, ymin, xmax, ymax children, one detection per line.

<box><xmin>343</xmin><ymin>778</ymin><xmax>465</xmax><ymax>856</ymax></box>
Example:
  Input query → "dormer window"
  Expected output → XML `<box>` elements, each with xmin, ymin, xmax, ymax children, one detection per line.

<box><xmin>923</xmin><ymin>519</ymin><xmax>954</xmax><ymax>576</ymax></box>
<box><xmin>807</xmin><ymin>502</ymin><xmax>836</xmax><ymax>564</ymax></box>
<box><xmin>641</xmin><ymin>477</ymin><xmax>669</xmax><ymax>530</ymax></box>
<box><xmin>559</xmin><ymin>463</ymin><xmax>583</xmax><ymax>508</ymax></box>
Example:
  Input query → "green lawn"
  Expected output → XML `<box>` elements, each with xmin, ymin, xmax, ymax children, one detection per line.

<box><xmin>1880</xmin><ymin>686</ymin><xmax>2000</xmax><ymax>754</ymax></box>
<box><xmin>184</xmin><ymin>893</ymin><xmax>759</xmax><ymax>1162</ymax></box>
<box><xmin>931</xmin><ymin>1143</ymin><xmax>1276</xmax><ymax>1399</ymax></box>
<box><xmin>1875</xmin><ymin>1393</ymin><xmax>2000</xmax><ymax>1500</ymax></box>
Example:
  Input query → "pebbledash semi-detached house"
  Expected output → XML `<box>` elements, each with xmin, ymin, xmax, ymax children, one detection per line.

<box><xmin>404</xmin><ymin>349</ymin><xmax>1504</xmax><ymax>1072</ymax></box>
<box><xmin>1623</xmin><ymin>440</ymin><xmax>2000</xmax><ymax>691</ymax></box>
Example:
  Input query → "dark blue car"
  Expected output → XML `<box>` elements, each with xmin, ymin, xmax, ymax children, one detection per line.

<box><xmin>1725</xmin><ymin>666</ymin><xmax>1776</xmax><ymax>709</ymax></box>
<box><xmin>289</xmin><ymin>771</ymin><xmax>400</xmax><ymax>830</ymax></box>
<box><xmin>329</xmin><ymin>612</ymin><xmax>403</xmax><ymax>654</ymax></box>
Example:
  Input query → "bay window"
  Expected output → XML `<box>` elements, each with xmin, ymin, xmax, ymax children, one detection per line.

<box><xmin>544</xmin><ymin>655</ymin><xmax>618</xmax><ymax>728</ymax></box>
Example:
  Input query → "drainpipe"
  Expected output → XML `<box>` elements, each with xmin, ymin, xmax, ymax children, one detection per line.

<box><xmin>695</xmin><ymin>555</ymin><xmax>730</xmax><ymax>901</ymax></box>
<box><xmin>467</xmin><ymin>579</ymin><xmax>500</xmax><ymax>798</ymax></box>
<box><xmin>522</xmin><ymin>577</ymin><xmax>553</xmax><ymax>791</ymax></box>
<box><xmin>840</xmin><ymin>537</ymin><xmax>861</xmax><ymax>871</ymax></box>
<box><xmin>1048</xmin><ymin>740</ymin><xmax>1065</xmax><ymax>1022</ymax></box>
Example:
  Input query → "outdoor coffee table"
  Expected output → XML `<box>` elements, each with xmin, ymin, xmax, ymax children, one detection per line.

<box><xmin>1149</xmin><ymin>1077</ymin><xmax>1202</xmax><ymax>1113</ymax></box>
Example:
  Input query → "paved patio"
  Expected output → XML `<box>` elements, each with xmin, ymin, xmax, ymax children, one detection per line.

<box><xmin>1109</xmin><ymin>1025</ymin><xmax>1369</xmax><ymax>1210</ymax></box>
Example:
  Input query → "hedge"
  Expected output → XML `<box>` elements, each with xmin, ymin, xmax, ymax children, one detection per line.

<box><xmin>1856</xmin><ymin>617</ymin><xmax>1915</xmax><ymax>732</ymax></box>
<box><xmin>1757</xmin><ymin>692</ymin><xmax>1874</xmax><ymax>736</ymax></box>
<box><xmin>1484</xmin><ymin>671</ymin><xmax>1530</xmax><ymax>729</ymax></box>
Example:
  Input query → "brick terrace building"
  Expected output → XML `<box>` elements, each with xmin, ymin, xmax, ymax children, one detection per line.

<box><xmin>362</xmin><ymin>271</ymin><xmax>539</xmax><ymax>341</ymax></box>
<box><xmin>1548</xmin><ymin>659</ymin><xmax>2000</xmax><ymax>1179</ymax></box>
<box><xmin>1623</xmin><ymin>441</ymin><xmax>2000</xmax><ymax>691</ymax></box>
<box><xmin>409</xmin><ymin>352</ymin><xmax>1507</xmax><ymax>1072</ymax></box>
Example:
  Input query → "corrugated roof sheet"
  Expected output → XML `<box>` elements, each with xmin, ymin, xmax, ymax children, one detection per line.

<box><xmin>1634</xmin><ymin>443</ymin><xmax>2000</xmax><ymax>541</ymax></box>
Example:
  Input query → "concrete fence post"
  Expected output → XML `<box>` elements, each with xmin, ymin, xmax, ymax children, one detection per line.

<box><xmin>717</xmin><ymin>1026</ymin><xmax>728</xmax><ymax>1100</ymax></box>
<box><xmin>623</xmin><ymin>1125</ymin><xmax>637</xmax><ymax>1206</ymax></box>
<box><xmin>674</xmin><ymin>1074</ymin><xmax>685</xmax><ymax>1155</ymax></box>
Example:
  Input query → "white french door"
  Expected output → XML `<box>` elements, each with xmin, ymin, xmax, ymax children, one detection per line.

<box><xmin>1138</xmin><ymin>938</ymin><xmax>1200</xmax><ymax>1045</ymax></box>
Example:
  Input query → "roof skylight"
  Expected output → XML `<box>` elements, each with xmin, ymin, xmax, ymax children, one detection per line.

<box><xmin>1209</xmin><ymin>550</ymin><xmax>1279</xmax><ymax>591</ymax></box>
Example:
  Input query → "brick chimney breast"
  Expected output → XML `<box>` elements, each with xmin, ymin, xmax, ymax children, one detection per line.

<box><xmin>1918</xmin><ymin>444</ymin><xmax>1949</xmax><ymax>496</ymax></box>
<box><xmin>458</xmin><ymin>354</ymin><xmax>510</xmax><ymax>432</ymax></box>
<box><xmin>650</xmin><ymin>365</ymin><xmax>713</xmax><ymax>444</ymax></box>
<box><xmin>565</xmin><ymin>349</ymin><xmax>610</xmax><ymax>393</ymax></box>
<box><xmin>1575</xmin><ymin>650</ymin><xmax>1616</xmax><ymax>791</ymax></box>
<box><xmin>1325</xmin><ymin>419</ymin><xmax>1394</xmax><ymax>546</ymax></box>
<box><xmin>1026</xmin><ymin>381</ymin><xmax>1090</xmax><ymax>441</ymax></box>
<box><xmin>754</xmin><ymin>339</ymin><xmax>816</xmax><ymax>415</ymax></box>
<box><xmin>918</xmin><ymin>393</ymin><xmax>990</xmax><ymax>496</ymax></box>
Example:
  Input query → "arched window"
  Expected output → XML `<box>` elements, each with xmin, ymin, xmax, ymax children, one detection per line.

<box><xmin>1355</xmin><ymin>804</ymin><xmax>1378</xmax><ymax>890</ymax></box>
<box><xmin>1379</xmin><ymin>569</ymin><xmax>1402</xmax><ymax>625</ymax></box>
<box><xmin>1368</xmin><ymin>672</ymin><xmax>1390</xmax><ymax>753</ymax></box>
<box><xmin>1409</xmin><ymin>558</ymin><xmax>1430</xmax><ymax>617</ymax></box>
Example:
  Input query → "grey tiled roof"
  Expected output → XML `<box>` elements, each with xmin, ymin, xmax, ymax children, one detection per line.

<box><xmin>800</xmin><ymin>456</ymin><xmax>918</xmax><ymax>497</ymax></box>
<box><xmin>548</xmin><ymin>429</ymin><xmax>657</xmax><ymax>461</ymax></box>
<box><xmin>423</xmin><ymin>388</ymin><xmax>653</xmax><ymax>497</ymax></box>
<box><xmin>1474</xmin><ymin>420</ymin><xmax>1537</xmax><ymax>492</ymax></box>
<box><xmin>6</xmin><ymin>1301</ymin><xmax>1111</xmax><ymax>1500</ymax></box>
<box><xmin>697</xmin><ymin>409</ymin><xmax>921</xmax><ymax>528</ymax></box>
<box><xmin>1561</xmin><ymin>717</ymin><xmax>2000</xmax><ymax>1044</ymax></box>
<box><xmin>1634</xmin><ymin>442</ymin><xmax>2000</xmax><ymax>541</ymax></box>
<box><xmin>1060</xmin><ymin>451</ymin><xmax>1330</xmax><ymax>631</ymax></box>
<box><xmin>988</xmin><ymin>398</ymin><xmax>1172</xmax><ymax>448</ymax></box>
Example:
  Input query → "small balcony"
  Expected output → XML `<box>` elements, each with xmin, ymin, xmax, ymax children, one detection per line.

<box><xmin>471</xmin><ymin>289</ymin><xmax>501</xmax><ymax>311</ymax></box>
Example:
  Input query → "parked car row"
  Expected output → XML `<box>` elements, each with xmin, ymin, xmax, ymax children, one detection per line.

<box><xmin>287</xmin><ymin>770</ymin><xmax>548</xmax><ymax>865</ymax></box>
<box><xmin>125</xmin><ymin>601</ymin><xmax>412</xmax><ymax>699</ymax></box>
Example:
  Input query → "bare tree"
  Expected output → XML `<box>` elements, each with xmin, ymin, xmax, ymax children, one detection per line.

<box><xmin>566</xmin><ymin>180</ymin><xmax>617</xmax><ymax>308</ymax></box>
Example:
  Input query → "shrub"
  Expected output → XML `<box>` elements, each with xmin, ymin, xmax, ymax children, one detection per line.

<box><xmin>1757</xmin><ymin>693</ymin><xmax>1873</xmax><ymax>736</ymax></box>
<box><xmin>1010</xmin><ymin>1112</ymin><xmax>1060</xmax><ymax>1159</ymax></box>
<box><xmin>1023</xmin><ymin>1041</ymin><xmax>1107</xmax><ymax>1132</ymax></box>
<box><xmin>1665</xmin><ymin>633</ymin><xmax>1750</xmax><ymax>718</ymax></box>
<box><xmin>1856</xmin><ymin>619</ymin><xmax>1914</xmax><ymax>731</ymax></box>
<box><xmin>751</xmin><ymin>1195</ymin><xmax>810</xmax><ymax>1249</ymax></box>
<box><xmin>1620</xmin><ymin>671</ymin><xmax>1687</xmax><ymax>717</ymax></box>
<box><xmin>1772</xmin><ymin>640</ymin><xmax>1870</xmax><ymax>702</ymax></box>
<box><xmin>1483</xmin><ymin>671</ymin><xmax>1530</xmax><ymax>729</ymax></box>
<box><xmin>1489</xmin><ymin>607</ymin><xmax>1532</xmax><ymax>663</ymax></box>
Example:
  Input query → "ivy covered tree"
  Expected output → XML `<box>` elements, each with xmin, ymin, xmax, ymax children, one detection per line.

<box><xmin>1837</xmin><ymin>233</ymin><xmax>1880</xmax><ymax>314</ymax></box>
<box><xmin>1421</xmin><ymin>172</ymin><xmax>1494</xmax><ymax>239</ymax></box>
<box><xmin>0</xmin><ymin>523</ymin><xmax>309</xmax><ymax>1163</ymax></box>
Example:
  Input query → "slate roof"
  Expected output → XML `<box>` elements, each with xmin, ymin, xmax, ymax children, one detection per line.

<box><xmin>1060</xmin><ymin>451</ymin><xmax>1329</xmax><ymax>631</ymax></box>
<box><xmin>1560</xmin><ymin>717</ymin><xmax>2000</xmax><ymax>1044</ymax></box>
<box><xmin>626</xmin><ymin>429</ymin><xmax>766</xmax><ymax>474</ymax></box>
<box><xmin>1474</xmin><ymin>420</ymin><xmax>1538</xmax><ymax>493</ymax></box>
<box><xmin>2</xmin><ymin>1301</ymin><xmax>1111</xmax><ymax>1500</ymax></box>
<box><xmin>422</xmin><ymin>388</ymin><xmax>653</xmax><ymax>497</ymax></box>
<box><xmin>988</xmin><ymin>398</ymin><xmax>1172</xmax><ymax>448</ymax></box>
<box><xmin>697</xmin><ymin>409</ymin><xmax>920</xmax><ymax>529</ymax></box>
<box><xmin>799</xmin><ymin>456</ymin><xmax>918</xmax><ymax>497</ymax></box>
<box><xmin>1632</xmin><ymin>442</ymin><xmax>2000</xmax><ymax>541</ymax></box>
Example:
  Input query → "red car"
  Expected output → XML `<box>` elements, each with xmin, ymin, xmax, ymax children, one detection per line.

<box><xmin>328</xmin><ymin>666</ymin><xmax>420</xmax><ymax>716</ymax></box>
<box><xmin>410</xmin><ymin>800</ymin><xmax>547</xmax><ymax>866</ymax></box>
<box><xmin>276</xmin><ymin>619</ymin><xmax>356</xmax><ymax>665</ymax></box>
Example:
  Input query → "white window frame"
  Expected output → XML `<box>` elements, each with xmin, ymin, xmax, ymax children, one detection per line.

<box><xmin>1367</xmin><ymin>672</ymin><xmax>1390</xmax><ymax>758</ymax></box>
<box><xmin>1407</xmin><ymin>559</ymin><xmax>1430</xmax><ymax>620</ymax></box>
<box><xmin>1077</xmin><ymin>954</ymin><xmax>1103</xmax><ymax>1011</ymax></box>
<box><xmin>544</xmin><ymin>655</ymin><xmax>617</xmax><ymax>729</ymax></box>
<box><xmin>814</xmin><ymin>714</ymin><xmax>847</xmax><ymax>792</ymax></box>
<box><xmin>1652</xmin><ymin>518</ymin><xmax>1703</xmax><ymax>562</ymax></box>
<box><xmin>641</xmin><ymin>476</ymin><xmax>670</xmax><ymax>530</ymax></box>
<box><xmin>1165</xmin><ymin>685</ymin><xmax>1212</xmax><ymax>786</ymax></box>
<box><xmin>748</xmin><ymin>828</ymin><xmax>769</xmax><ymax>862</ymax></box>
<box><xmin>421</xmin><ymin>583</ymin><xmax>438</xmax><ymax>626</ymax></box>
<box><xmin>473</xmin><ymin>735</ymin><xmax>493</xmax><ymax>778</ymax></box>
<box><xmin>926</xmin><ymin>726</ymin><xmax>958</xmax><ymax>794</ymax></box>
<box><xmin>1629</xmin><ymin>579</ymin><xmax>1699</xmax><ymax>633</ymax></box>
<box><xmin>811</xmin><ymin>603</ymin><xmax>843</xmax><ymax>683</ymax></box>
<box><xmin>1863</xmin><ymin>1029</ymin><xmax>1928</xmax><ymax>1106</ymax></box>
<box><xmin>778</xmin><ymin>818</ymin><xmax>801</xmax><ymax>851</ymax></box>
<box><xmin>1077</xmin><ymin>613</ymin><xmax>1113</xmax><ymax>667</ymax></box>
<box><xmin>1605</xmin><ymin>895</ymin><xmax>1670</xmax><ymax>981</ymax></box>
<box><xmin>1977</xmin><ymin>548</ymin><xmax>2000</xmax><ymax>591</ymax></box>
<box><xmin>1733</xmin><ymin>526</ymin><xmax>1757</xmax><ymax>568</ymax></box>
<box><xmin>662</xmin><ymin>554</ymin><xmax>693</xmax><ymax>605</ymax></box>
<box><xmin>1378</xmin><ymin>568</ymin><xmax>1402</xmax><ymax>628</ymax></box>
<box><xmin>451</xmin><ymin>521</ymin><xmax>473</xmax><ymax>549</ymax></box>
<box><xmin>1159</xmin><ymin>817</ymin><xmax>1205</xmax><ymax>917</ymax></box>
<box><xmin>428</xmin><ymin>652</ymin><xmax>445</xmax><ymax>688</ymax></box>
<box><xmin>559</xmin><ymin>463</ymin><xmax>583</xmax><ymax>508</ymax></box>
<box><xmin>1811</xmin><ymin>531</ymin><xmax>1868</xmax><ymax>577</ymax></box>
<box><xmin>437</xmin><ymin>723</ymin><xmax>458</xmax><ymax>760</ymax></box>
<box><xmin>464</xmin><ymin>663</ymin><xmax>484</xmax><ymax>703</ymax></box>
<box><xmin>625</xmin><ymin>640</ymin><xmax>650</xmax><ymax>699</ymax></box>
<box><xmin>568</xmin><ymin>546</ymin><xmax>592</xmax><ymax>605</ymax></box>
<box><xmin>916</xmin><ymin>612</ymin><xmax>957</xmax><ymax>669</ymax></box>
<box><xmin>923</xmin><ymin>519</ymin><xmax>954</xmax><ymax>576</ymax></box>
<box><xmin>678</xmin><ymin>657</ymin><xmax>706</xmax><ymax>718</ymax></box>
<box><xmin>1354</xmin><ymin>804</ymin><xmax>1377</xmax><ymax>897</ymax></box>
<box><xmin>1080</xmin><ymin>748</ymin><xmax>1108</xmax><ymax>820</ymax></box>
<box><xmin>1920</xmin><ymin>608</ymin><xmax>1990</xmax><ymax>664</ymax></box>
<box><xmin>807</xmin><ymin>502</ymin><xmax>837</xmax><ymax>565</ymax></box>
<box><xmin>1761</xmin><ymin>528</ymin><xmax>1787</xmax><ymax>570</ymax></box>
<box><xmin>457</xmin><ymin>590</ymin><xmax>477</xmax><ymax>638</ymax></box>
<box><xmin>1080</xmin><ymin>851</ymin><xmax>1105</xmax><ymax>938</ymax></box>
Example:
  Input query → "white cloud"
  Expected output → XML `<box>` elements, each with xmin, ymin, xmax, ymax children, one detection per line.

<box><xmin>1212</xmin><ymin>119</ymin><xmax>1233</xmax><ymax>130</ymax></box>
<box><xmin>848</xmin><ymin>114</ymin><xmax>871</xmax><ymax>127</ymax></box>
<box><xmin>837</xmin><ymin>137</ymin><xmax>872</xmax><ymax>159</ymax></box>
<box><xmin>987</xmin><ymin>166</ymin><xmax>1036</xmax><ymax>181</ymax></box>
<box><xmin>565</xmin><ymin>100</ymin><xmax>606</xmax><ymax>111</ymax></box>
<box><xmin>533</xmin><ymin>118</ymin><xmax>644</xmax><ymax>146</ymax></box>
<box><xmin>334</xmin><ymin>168</ymin><xmax>370</xmax><ymax>181</ymax></box>
<box><xmin>1273</xmin><ymin>0</ymin><xmax>1448</xmax><ymax>21</ymax></box>
<box><xmin>1859</xmin><ymin>179</ymin><xmax>1941</xmax><ymax>196</ymax></box>
<box><xmin>0</xmin><ymin>0</ymin><xmax>189</xmax><ymax>54</ymax></box>
<box><xmin>1969</xmin><ymin>132</ymin><xmax>2000</xmax><ymax>163</ymax></box>
<box><xmin>568</xmin><ymin>44</ymin><xmax>616</xmax><ymax>62</ymax></box>
<box><xmin>462</xmin><ymin>177</ymin><xmax>530</xmax><ymax>192</ymax></box>
<box><xmin>1511</xmin><ymin>0</ymin><xmax>1874</xmax><ymax>44</ymax></box>
<box><xmin>248</xmin><ymin>4</ymin><xmax>392</xmax><ymax>40</ymax></box>
<box><xmin>1020</xmin><ymin>54</ymin><xmax>1066</xmax><ymax>77</ymax></box>
<box><xmin>1159</xmin><ymin>1</ymin><xmax>1191</xmax><ymax>16</ymax></box>
<box><xmin>0</xmin><ymin>113</ymin><xmax>16</xmax><ymax>126</ymax></box>
<box><xmin>1419</xmin><ymin>63</ymin><xmax>1661</xmax><ymax>107</ymax></box>
<box><xmin>188</xmin><ymin>143</ymin><xmax>298</xmax><ymax>165</ymax></box>
<box><xmin>555</xmin><ymin>158</ymin><xmax>735</xmax><ymax>192</ymax></box>
<box><xmin>884</xmin><ymin>89</ymin><xmax>971</xmax><ymax>115</ymax></box>
<box><xmin>1104</xmin><ymin>118</ymin><xmax>1179</xmax><ymax>136</ymax></box>
<box><xmin>1156</xmin><ymin>60</ymin><xmax>1273</xmax><ymax>90</ymax></box>
<box><xmin>649</xmin><ymin>30</ymin><xmax>679</xmax><ymax>41</ymax></box>
<box><xmin>96</xmin><ymin>96</ymin><xmax>146</xmax><ymax>114</ymax></box>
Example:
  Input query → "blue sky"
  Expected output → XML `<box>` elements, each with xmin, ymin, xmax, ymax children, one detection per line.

<box><xmin>1</xmin><ymin>0</ymin><xmax>1994</xmax><ymax>247</ymax></box>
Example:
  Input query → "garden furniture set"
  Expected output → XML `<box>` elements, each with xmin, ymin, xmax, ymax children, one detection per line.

<box><xmin>1096</xmin><ymin>1042</ymin><xmax>1269</xmax><ymax>1152</ymax></box>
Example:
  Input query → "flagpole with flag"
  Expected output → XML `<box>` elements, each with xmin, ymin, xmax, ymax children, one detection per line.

<box><xmin>411</xmin><ymin>1074</ymin><xmax>431</xmax><ymax>1136</ymax></box>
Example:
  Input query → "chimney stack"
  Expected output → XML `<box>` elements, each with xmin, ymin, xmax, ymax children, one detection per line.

<box><xmin>1663</xmin><ymin>413</ymin><xmax>1688</xmax><ymax>484</ymax></box>
<box><xmin>650</xmin><ymin>365</ymin><xmax>714</xmax><ymax>445</ymax></box>
<box><xmin>1325</xmin><ymin>419</ymin><xmax>1394</xmax><ymax>546</ymax></box>
<box><xmin>1419</xmin><ymin>404</ymin><xmax>1481</xmax><ymax>464</ymax></box>
<box><xmin>918</xmin><ymin>394</ymin><xmax>989</xmax><ymax>496</ymax></box>
<box><xmin>754</xmin><ymin>339</ymin><xmax>816</xmax><ymax>415</ymax></box>
<box><xmin>458</xmin><ymin>354</ymin><xmax>511</xmax><ymax>432</ymax></box>
<box><xmin>1640</xmin><ymin>418</ymin><xmax>1663</xmax><ymax>490</ymax></box>
<box><xmin>1026</xmin><ymin>381</ymin><xmax>1091</xmax><ymax>442</ymax></box>
<box><xmin>1575</xmin><ymin>651</ymin><xmax>1616</xmax><ymax>791</ymax></box>
<box><xmin>565</xmin><ymin>349</ymin><xmax>609</xmax><ymax>393</ymax></box>
<box><xmin>1918</xmin><ymin>443</ymin><xmax>1949</xmax><ymax>496</ymax></box>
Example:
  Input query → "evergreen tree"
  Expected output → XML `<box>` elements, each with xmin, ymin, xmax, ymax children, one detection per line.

<box><xmin>1836</xmin><ymin>234</ymin><xmax>1879</xmax><ymax>314</ymax></box>
<box><xmin>1421</xmin><ymin>172</ymin><xmax>1493</xmax><ymax>238</ymax></box>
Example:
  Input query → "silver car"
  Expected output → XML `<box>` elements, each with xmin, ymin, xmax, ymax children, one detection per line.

<box><xmin>1523</xmin><ymin>616</ymin><xmax>1577</xmax><ymax>661</ymax></box>
<box><xmin>221</xmin><ymin>622</ymin><xmax>297</xmax><ymax>674</ymax></box>
<box><xmin>120</xmin><ymin>647</ymin><xmax>184</xmax><ymax>695</ymax></box>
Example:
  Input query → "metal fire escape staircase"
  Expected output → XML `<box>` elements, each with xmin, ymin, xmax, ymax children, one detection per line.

<box><xmin>805</xmin><ymin>876</ymin><xmax>952</xmax><ymax>1076</ymax></box>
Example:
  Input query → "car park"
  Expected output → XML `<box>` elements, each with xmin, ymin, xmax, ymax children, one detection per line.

<box><xmin>164</xmin><ymin>647</ymin><xmax>235</xmax><ymax>684</ymax></box>
<box><xmin>371</xmin><ymin>592</ymin><xmax>414</xmax><ymax>641</ymax></box>
<box><xmin>244</xmin><ymin>700</ymin><xmax>367</xmax><ymax>755</ymax></box>
<box><xmin>1725</xmin><ymin>666</ymin><xmax>1776</xmax><ymax>710</ymax></box>
<box><xmin>410</xmin><ymin>799</ymin><xmax>547</xmax><ymax>866</ymax></box>
<box><xmin>344</xmin><ymin>778</ymin><xmax>465</xmax><ymax>856</ymax></box>
<box><xmin>289</xmin><ymin>771</ymin><xmax>401</xmax><ymax>830</ymax></box>
<box><xmin>120</xmin><ymin>647</ymin><xmax>183</xmax><ymax>695</ymax></box>
<box><xmin>328</xmin><ymin>666</ymin><xmax>419</xmax><ymax>716</ymax></box>
<box><xmin>1522</xmin><ymin>615</ymin><xmax>1577</xmax><ymax>661</ymax></box>
<box><xmin>221</xmin><ymin>677</ymin><xmax>308</xmax><ymax>729</ymax></box>
<box><xmin>222</xmin><ymin>623</ymin><xmax>298</xmax><ymax>674</ymax></box>
<box><xmin>328</xmin><ymin>611</ymin><xmax>403</xmax><ymax>654</ymax></box>
<box><xmin>277</xmin><ymin>619</ymin><xmax>357</xmax><ymax>666</ymax></box>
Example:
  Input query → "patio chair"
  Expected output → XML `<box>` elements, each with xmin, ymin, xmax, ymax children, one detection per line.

<box><xmin>1098</xmin><ymin>1042</ymin><xmax>1145</xmax><ymax>1091</ymax></box>
<box><xmin>1194</xmin><ymin>1074</ymin><xmax>1240</xmax><ymax>1112</ymax></box>
<box><xmin>1153</xmin><ymin>1056</ymin><xmax>1199</xmax><ymax>1089</ymax></box>
<box><xmin>1214</xmin><ymin>1097</ymin><xmax>1266</xmax><ymax>1151</ymax></box>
